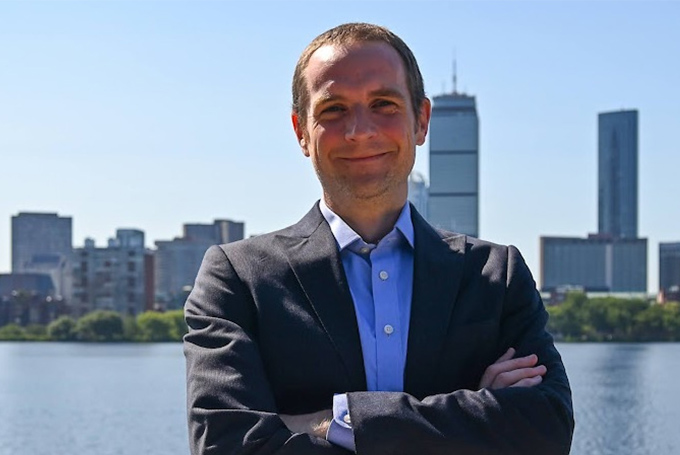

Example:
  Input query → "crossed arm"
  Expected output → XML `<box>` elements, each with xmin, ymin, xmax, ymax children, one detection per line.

<box><xmin>280</xmin><ymin>347</ymin><xmax>548</xmax><ymax>438</ymax></box>
<box><xmin>184</xmin><ymin>244</ymin><xmax>574</xmax><ymax>455</ymax></box>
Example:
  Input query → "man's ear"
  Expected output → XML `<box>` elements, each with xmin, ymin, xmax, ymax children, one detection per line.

<box><xmin>415</xmin><ymin>98</ymin><xmax>432</xmax><ymax>146</ymax></box>
<box><xmin>291</xmin><ymin>111</ymin><xmax>309</xmax><ymax>156</ymax></box>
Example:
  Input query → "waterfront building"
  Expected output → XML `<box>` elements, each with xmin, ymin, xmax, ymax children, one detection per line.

<box><xmin>71</xmin><ymin>229</ymin><xmax>147</xmax><ymax>316</ymax></box>
<box><xmin>539</xmin><ymin>109</ymin><xmax>647</xmax><ymax>294</ymax></box>
<box><xmin>660</xmin><ymin>242</ymin><xmax>680</xmax><ymax>294</ymax></box>
<box><xmin>598</xmin><ymin>110</ymin><xmax>638</xmax><ymax>239</ymax></box>
<box><xmin>0</xmin><ymin>273</ymin><xmax>67</xmax><ymax>326</ymax></box>
<box><xmin>427</xmin><ymin>91</ymin><xmax>479</xmax><ymax>237</ymax></box>
<box><xmin>11</xmin><ymin>212</ymin><xmax>73</xmax><ymax>299</ymax></box>
<box><xmin>540</xmin><ymin>235</ymin><xmax>647</xmax><ymax>293</ymax></box>
<box><xmin>154</xmin><ymin>219</ymin><xmax>244</xmax><ymax>307</ymax></box>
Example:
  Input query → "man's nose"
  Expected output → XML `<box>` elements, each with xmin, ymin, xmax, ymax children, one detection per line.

<box><xmin>345</xmin><ymin>106</ymin><xmax>377</xmax><ymax>142</ymax></box>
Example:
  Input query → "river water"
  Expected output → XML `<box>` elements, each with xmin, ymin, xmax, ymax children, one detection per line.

<box><xmin>0</xmin><ymin>342</ymin><xmax>677</xmax><ymax>454</ymax></box>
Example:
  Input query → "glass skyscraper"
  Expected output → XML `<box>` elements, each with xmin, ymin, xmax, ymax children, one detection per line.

<box><xmin>427</xmin><ymin>93</ymin><xmax>479</xmax><ymax>237</ymax></box>
<box><xmin>598</xmin><ymin>110</ymin><xmax>638</xmax><ymax>239</ymax></box>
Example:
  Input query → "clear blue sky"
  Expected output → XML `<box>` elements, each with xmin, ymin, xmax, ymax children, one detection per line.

<box><xmin>1</xmin><ymin>0</ymin><xmax>678</xmax><ymax>292</ymax></box>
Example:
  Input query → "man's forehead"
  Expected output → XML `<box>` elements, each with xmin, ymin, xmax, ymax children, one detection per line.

<box><xmin>305</xmin><ymin>41</ymin><xmax>406</xmax><ymax>92</ymax></box>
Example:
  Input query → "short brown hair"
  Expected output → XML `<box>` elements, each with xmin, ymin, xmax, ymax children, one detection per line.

<box><xmin>292</xmin><ymin>23</ymin><xmax>426</xmax><ymax>129</ymax></box>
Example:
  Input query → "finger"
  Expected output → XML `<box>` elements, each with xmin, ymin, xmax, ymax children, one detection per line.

<box><xmin>510</xmin><ymin>375</ymin><xmax>543</xmax><ymax>388</ymax></box>
<box><xmin>495</xmin><ymin>347</ymin><xmax>516</xmax><ymax>364</ymax></box>
<box><xmin>479</xmin><ymin>348</ymin><xmax>517</xmax><ymax>388</ymax></box>
<box><xmin>484</xmin><ymin>354</ymin><xmax>539</xmax><ymax>383</ymax></box>
<box><xmin>491</xmin><ymin>365</ymin><xmax>547</xmax><ymax>389</ymax></box>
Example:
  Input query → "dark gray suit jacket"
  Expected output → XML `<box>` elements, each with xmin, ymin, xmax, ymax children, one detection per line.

<box><xmin>184</xmin><ymin>203</ymin><xmax>574</xmax><ymax>455</ymax></box>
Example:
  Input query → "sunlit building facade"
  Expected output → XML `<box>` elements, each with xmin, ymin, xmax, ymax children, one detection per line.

<box><xmin>427</xmin><ymin>93</ymin><xmax>479</xmax><ymax>237</ymax></box>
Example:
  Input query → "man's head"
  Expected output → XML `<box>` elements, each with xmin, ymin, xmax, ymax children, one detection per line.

<box><xmin>290</xmin><ymin>23</ymin><xmax>430</xmax><ymax>208</ymax></box>
<box><xmin>292</xmin><ymin>23</ymin><xmax>426</xmax><ymax>131</ymax></box>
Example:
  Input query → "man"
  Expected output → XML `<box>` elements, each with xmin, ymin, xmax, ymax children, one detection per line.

<box><xmin>184</xmin><ymin>23</ymin><xmax>574</xmax><ymax>455</ymax></box>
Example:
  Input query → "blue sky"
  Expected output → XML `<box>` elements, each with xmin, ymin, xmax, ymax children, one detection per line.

<box><xmin>1</xmin><ymin>0</ymin><xmax>678</xmax><ymax>292</ymax></box>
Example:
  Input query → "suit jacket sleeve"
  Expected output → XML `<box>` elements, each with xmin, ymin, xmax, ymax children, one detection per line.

<box><xmin>346</xmin><ymin>245</ymin><xmax>574</xmax><ymax>455</ymax></box>
<box><xmin>184</xmin><ymin>245</ymin><xmax>350</xmax><ymax>455</ymax></box>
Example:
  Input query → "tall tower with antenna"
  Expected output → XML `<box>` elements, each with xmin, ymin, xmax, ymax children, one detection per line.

<box><xmin>427</xmin><ymin>57</ymin><xmax>479</xmax><ymax>237</ymax></box>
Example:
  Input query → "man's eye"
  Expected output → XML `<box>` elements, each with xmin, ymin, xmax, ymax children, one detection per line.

<box><xmin>373</xmin><ymin>100</ymin><xmax>396</xmax><ymax>109</ymax></box>
<box><xmin>321</xmin><ymin>105</ymin><xmax>344</xmax><ymax>114</ymax></box>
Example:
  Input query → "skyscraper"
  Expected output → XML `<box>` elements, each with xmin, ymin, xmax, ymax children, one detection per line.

<box><xmin>427</xmin><ymin>92</ymin><xmax>479</xmax><ymax>237</ymax></box>
<box><xmin>540</xmin><ymin>109</ymin><xmax>647</xmax><ymax>294</ymax></box>
<box><xmin>598</xmin><ymin>110</ymin><xmax>638</xmax><ymax>238</ymax></box>
<box><xmin>11</xmin><ymin>212</ymin><xmax>73</xmax><ymax>298</ymax></box>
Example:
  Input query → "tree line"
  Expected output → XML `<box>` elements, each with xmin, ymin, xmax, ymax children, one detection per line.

<box><xmin>546</xmin><ymin>293</ymin><xmax>680</xmax><ymax>342</ymax></box>
<box><xmin>0</xmin><ymin>309</ymin><xmax>187</xmax><ymax>342</ymax></box>
<box><xmin>3</xmin><ymin>294</ymin><xmax>679</xmax><ymax>342</ymax></box>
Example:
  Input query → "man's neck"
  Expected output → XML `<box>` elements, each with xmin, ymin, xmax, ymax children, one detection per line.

<box><xmin>323</xmin><ymin>193</ymin><xmax>407</xmax><ymax>244</ymax></box>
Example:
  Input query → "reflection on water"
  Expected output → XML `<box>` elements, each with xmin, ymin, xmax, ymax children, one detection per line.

<box><xmin>559</xmin><ymin>343</ymin><xmax>680</xmax><ymax>455</ymax></box>
<box><xmin>0</xmin><ymin>342</ymin><xmax>678</xmax><ymax>455</ymax></box>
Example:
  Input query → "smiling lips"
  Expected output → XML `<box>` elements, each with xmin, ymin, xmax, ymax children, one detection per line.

<box><xmin>340</xmin><ymin>152</ymin><xmax>390</xmax><ymax>163</ymax></box>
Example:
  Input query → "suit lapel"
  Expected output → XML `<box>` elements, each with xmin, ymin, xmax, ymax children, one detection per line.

<box><xmin>278</xmin><ymin>204</ymin><xmax>367</xmax><ymax>391</ymax></box>
<box><xmin>405</xmin><ymin>210</ymin><xmax>467</xmax><ymax>397</ymax></box>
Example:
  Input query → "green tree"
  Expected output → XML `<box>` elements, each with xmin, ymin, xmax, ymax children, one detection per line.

<box><xmin>47</xmin><ymin>316</ymin><xmax>77</xmax><ymax>341</ymax></box>
<box><xmin>0</xmin><ymin>323</ymin><xmax>26</xmax><ymax>340</ymax></box>
<box><xmin>23</xmin><ymin>324</ymin><xmax>48</xmax><ymax>341</ymax></box>
<box><xmin>123</xmin><ymin>315</ymin><xmax>139</xmax><ymax>341</ymax></box>
<box><xmin>163</xmin><ymin>309</ymin><xmax>188</xmax><ymax>340</ymax></box>
<box><xmin>547</xmin><ymin>292</ymin><xmax>588</xmax><ymax>340</ymax></box>
<box><xmin>137</xmin><ymin>311</ymin><xmax>174</xmax><ymax>341</ymax></box>
<box><xmin>662</xmin><ymin>302</ymin><xmax>680</xmax><ymax>340</ymax></box>
<box><xmin>75</xmin><ymin>311</ymin><xmax>124</xmax><ymax>342</ymax></box>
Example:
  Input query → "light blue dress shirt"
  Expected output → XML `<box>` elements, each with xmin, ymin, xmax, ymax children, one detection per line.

<box><xmin>319</xmin><ymin>200</ymin><xmax>414</xmax><ymax>452</ymax></box>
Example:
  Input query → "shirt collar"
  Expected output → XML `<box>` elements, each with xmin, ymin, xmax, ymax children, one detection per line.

<box><xmin>319</xmin><ymin>199</ymin><xmax>415</xmax><ymax>251</ymax></box>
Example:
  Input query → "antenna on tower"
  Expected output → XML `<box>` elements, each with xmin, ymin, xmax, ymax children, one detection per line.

<box><xmin>452</xmin><ymin>48</ymin><xmax>457</xmax><ymax>94</ymax></box>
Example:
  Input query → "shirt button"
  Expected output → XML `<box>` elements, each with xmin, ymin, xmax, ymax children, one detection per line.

<box><xmin>379</xmin><ymin>270</ymin><xmax>389</xmax><ymax>280</ymax></box>
<box><xmin>343</xmin><ymin>413</ymin><xmax>351</xmax><ymax>424</ymax></box>
<box><xmin>360</xmin><ymin>247</ymin><xmax>370</xmax><ymax>254</ymax></box>
<box><xmin>384</xmin><ymin>324</ymin><xmax>394</xmax><ymax>335</ymax></box>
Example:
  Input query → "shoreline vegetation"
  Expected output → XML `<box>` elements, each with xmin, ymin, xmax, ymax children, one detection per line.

<box><xmin>1</xmin><ymin>293</ymin><xmax>679</xmax><ymax>343</ymax></box>
<box><xmin>547</xmin><ymin>293</ymin><xmax>680</xmax><ymax>342</ymax></box>
<box><xmin>0</xmin><ymin>309</ymin><xmax>186</xmax><ymax>342</ymax></box>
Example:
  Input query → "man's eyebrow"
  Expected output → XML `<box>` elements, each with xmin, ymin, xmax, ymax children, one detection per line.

<box><xmin>369</xmin><ymin>88</ymin><xmax>407</xmax><ymax>100</ymax></box>
<box><xmin>313</xmin><ymin>88</ymin><xmax>407</xmax><ymax>109</ymax></box>
<box><xmin>313</xmin><ymin>93</ymin><xmax>345</xmax><ymax>108</ymax></box>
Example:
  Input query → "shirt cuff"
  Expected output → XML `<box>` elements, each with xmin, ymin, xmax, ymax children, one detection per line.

<box><xmin>326</xmin><ymin>393</ymin><xmax>356</xmax><ymax>452</ymax></box>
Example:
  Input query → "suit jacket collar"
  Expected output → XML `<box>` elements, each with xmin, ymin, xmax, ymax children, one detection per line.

<box><xmin>276</xmin><ymin>202</ymin><xmax>367</xmax><ymax>392</ymax></box>
<box><xmin>277</xmin><ymin>202</ymin><xmax>467</xmax><ymax>396</ymax></box>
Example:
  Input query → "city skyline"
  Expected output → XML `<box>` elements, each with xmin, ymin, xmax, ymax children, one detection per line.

<box><xmin>2</xmin><ymin>1</ymin><xmax>679</xmax><ymax>293</ymax></box>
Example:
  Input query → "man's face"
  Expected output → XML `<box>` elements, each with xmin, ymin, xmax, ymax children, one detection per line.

<box><xmin>292</xmin><ymin>41</ymin><xmax>430</xmax><ymax>204</ymax></box>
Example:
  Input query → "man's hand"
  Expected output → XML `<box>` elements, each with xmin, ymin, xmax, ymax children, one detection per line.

<box><xmin>279</xmin><ymin>409</ymin><xmax>333</xmax><ymax>438</ymax></box>
<box><xmin>478</xmin><ymin>347</ymin><xmax>547</xmax><ymax>390</ymax></box>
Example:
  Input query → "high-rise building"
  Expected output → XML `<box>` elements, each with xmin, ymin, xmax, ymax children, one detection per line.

<box><xmin>540</xmin><ymin>109</ymin><xmax>648</xmax><ymax>294</ymax></box>
<box><xmin>659</xmin><ymin>242</ymin><xmax>680</xmax><ymax>294</ymax></box>
<box><xmin>427</xmin><ymin>91</ymin><xmax>479</xmax><ymax>237</ymax></box>
<box><xmin>540</xmin><ymin>235</ymin><xmax>647</xmax><ymax>293</ymax></box>
<box><xmin>71</xmin><ymin>229</ymin><xmax>147</xmax><ymax>316</ymax></box>
<box><xmin>11</xmin><ymin>212</ymin><xmax>73</xmax><ymax>299</ymax></box>
<box><xmin>407</xmin><ymin>172</ymin><xmax>428</xmax><ymax>219</ymax></box>
<box><xmin>598</xmin><ymin>110</ymin><xmax>638</xmax><ymax>239</ymax></box>
<box><xmin>154</xmin><ymin>219</ymin><xmax>244</xmax><ymax>307</ymax></box>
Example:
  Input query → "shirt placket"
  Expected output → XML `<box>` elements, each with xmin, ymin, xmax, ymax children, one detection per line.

<box><xmin>370</xmin><ymin>241</ymin><xmax>404</xmax><ymax>392</ymax></box>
